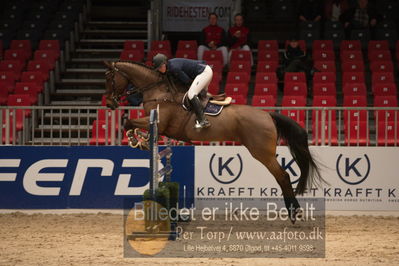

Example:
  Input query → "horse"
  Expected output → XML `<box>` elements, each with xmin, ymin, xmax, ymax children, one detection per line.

<box><xmin>103</xmin><ymin>60</ymin><xmax>324</xmax><ymax>223</ymax></box>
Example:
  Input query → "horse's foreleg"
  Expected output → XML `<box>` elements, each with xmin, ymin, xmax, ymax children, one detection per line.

<box><xmin>124</xmin><ymin>117</ymin><xmax>151</xmax><ymax>150</ymax></box>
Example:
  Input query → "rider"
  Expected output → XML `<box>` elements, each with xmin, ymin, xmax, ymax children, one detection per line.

<box><xmin>152</xmin><ymin>53</ymin><xmax>212</xmax><ymax>129</ymax></box>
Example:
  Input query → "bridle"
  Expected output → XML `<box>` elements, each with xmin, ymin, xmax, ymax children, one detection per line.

<box><xmin>106</xmin><ymin>61</ymin><xmax>166</xmax><ymax>105</ymax></box>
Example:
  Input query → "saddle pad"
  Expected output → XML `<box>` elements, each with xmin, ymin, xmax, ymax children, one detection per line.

<box><xmin>204</xmin><ymin>102</ymin><xmax>223</xmax><ymax>116</ymax></box>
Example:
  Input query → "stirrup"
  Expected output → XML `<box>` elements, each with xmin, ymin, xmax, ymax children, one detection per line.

<box><xmin>194</xmin><ymin>119</ymin><xmax>211</xmax><ymax>129</ymax></box>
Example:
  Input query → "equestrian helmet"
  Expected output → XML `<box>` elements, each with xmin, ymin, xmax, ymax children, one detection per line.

<box><xmin>153</xmin><ymin>53</ymin><xmax>168</xmax><ymax>69</ymax></box>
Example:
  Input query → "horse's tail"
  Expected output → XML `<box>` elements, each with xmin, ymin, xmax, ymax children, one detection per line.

<box><xmin>270</xmin><ymin>112</ymin><xmax>324</xmax><ymax>195</ymax></box>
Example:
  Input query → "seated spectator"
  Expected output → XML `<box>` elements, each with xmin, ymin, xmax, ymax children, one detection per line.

<box><xmin>341</xmin><ymin>0</ymin><xmax>380</xmax><ymax>32</ymax></box>
<box><xmin>282</xmin><ymin>37</ymin><xmax>317</xmax><ymax>81</ymax></box>
<box><xmin>298</xmin><ymin>0</ymin><xmax>323</xmax><ymax>22</ymax></box>
<box><xmin>197</xmin><ymin>12</ymin><xmax>228</xmax><ymax>66</ymax></box>
<box><xmin>227</xmin><ymin>13</ymin><xmax>253</xmax><ymax>65</ymax></box>
<box><xmin>324</xmin><ymin>0</ymin><xmax>350</xmax><ymax>22</ymax></box>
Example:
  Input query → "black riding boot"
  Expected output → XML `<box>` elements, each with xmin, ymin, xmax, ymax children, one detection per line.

<box><xmin>190</xmin><ymin>95</ymin><xmax>210</xmax><ymax>129</ymax></box>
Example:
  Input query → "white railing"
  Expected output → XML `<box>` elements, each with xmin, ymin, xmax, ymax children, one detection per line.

<box><xmin>0</xmin><ymin>106</ymin><xmax>398</xmax><ymax>146</ymax></box>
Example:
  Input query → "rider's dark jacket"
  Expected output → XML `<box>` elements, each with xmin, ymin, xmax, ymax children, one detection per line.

<box><xmin>167</xmin><ymin>58</ymin><xmax>206</xmax><ymax>85</ymax></box>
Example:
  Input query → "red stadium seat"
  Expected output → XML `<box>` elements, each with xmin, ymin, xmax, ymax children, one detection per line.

<box><xmin>224</xmin><ymin>83</ymin><xmax>249</xmax><ymax>96</ymax></box>
<box><xmin>372</xmin><ymin>72</ymin><xmax>394</xmax><ymax>84</ymax></box>
<box><xmin>312</xmin><ymin>50</ymin><xmax>335</xmax><ymax>61</ymax></box>
<box><xmin>341</xmin><ymin>61</ymin><xmax>365</xmax><ymax>72</ymax></box>
<box><xmin>15</xmin><ymin>82</ymin><xmax>42</xmax><ymax>104</ymax></box>
<box><xmin>230</xmin><ymin>95</ymin><xmax>247</xmax><ymax>104</ymax></box>
<box><xmin>373</xmin><ymin>82</ymin><xmax>397</xmax><ymax>96</ymax></box>
<box><xmin>342</xmin><ymin>83</ymin><xmax>367</xmax><ymax>96</ymax></box>
<box><xmin>120</xmin><ymin>50</ymin><xmax>144</xmax><ymax>61</ymax></box>
<box><xmin>0</xmin><ymin>60</ymin><xmax>24</xmax><ymax>79</ymax></box>
<box><xmin>374</xmin><ymin>95</ymin><xmax>398</xmax><ymax>123</ymax></box>
<box><xmin>0</xmin><ymin>80</ymin><xmax>15</xmax><ymax>94</ymax></box>
<box><xmin>34</xmin><ymin>50</ymin><xmax>59</xmax><ymax>63</ymax></box>
<box><xmin>342</xmin><ymin>72</ymin><xmax>365</xmax><ymax>84</ymax></box>
<box><xmin>229</xmin><ymin>61</ymin><xmax>251</xmax><ymax>74</ymax></box>
<box><xmin>203</xmin><ymin>50</ymin><xmax>223</xmax><ymax>65</ymax></box>
<box><xmin>376</xmin><ymin>121</ymin><xmax>398</xmax><ymax>146</ymax></box>
<box><xmin>368</xmin><ymin>50</ymin><xmax>392</xmax><ymax>62</ymax></box>
<box><xmin>340</xmin><ymin>40</ymin><xmax>361</xmax><ymax>51</ymax></box>
<box><xmin>312</xmin><ymin>122</ymin><xmax>338</xmax><ymax>145</ymax></box>
<box><xmin>313</xmin><ymin>83</ymin><xmax>336</xmax><ymax>96</ymax></box>
<box><xmin>97</xmin><ymin>109</ymin><xmax>123</xmax><ymax>122</ymax></box>
<box><xmin>253</xmin><ymin>83</ymin><xmax>278</xmax><ymax>98</ymax></box>
<box><xmin>147</xmin><ymin>49</ymin><xmax>172</xmax><ymax>62</ymax></box>
<box><xmin>10</xmin><ymin>40</ymin><xmax>32</xmax><ymax>58</ymax></box>
<box><xmin>6</xmin><ymin>94</ymin><xmax>32</xmax><ymax>129</ymax></box>
<box><xmin>256</xmin><ymin>61</ymin><xmax>279</xmax><ymax>73</ymax></box>
<box><xmin>89</xmin><ymin>120</ymin><xmax>118</xmax><ymax>145</ymax></box>
<box><xmin>21</xmin><ymin>71</ymin><xmax>46</xmax><ymax>84</ymax></box>
<box><xmin>208</xmin><ymin>80</ymin><xmax>220</xmax><ymax>95</ymax></box>
<box><xmin>0</xmin><ymin>71</ymin><xmax>18</xmax><ymax>82</ymax></box>
<box><xmin>211</xmin><ymin>71</ymin><xmax>222</xmax><ymax>84</ymax></box>
<box><xmin>257</xmin><ymin>50</ymin><xmax>279</xmax><ymax>63</ymax></box>
<box><xmin>128</xmin><ymin>109</ymin><xmax>146</xmax><ymax>119</ymax></box>
<box><xmin>255</xmin><ymin>72</ymin><xmax>278</xmax><ymax>84</ymax></box>
<box><xmin>284</xmin><ymin>72</ymin><xmax>306</xmax><ymax>83</ymax></box>
<box><xmin>252</xmin><ymin>95</ymin><xmax>276</xmax><ymax>107</ymax></box>
<box><xmin>123</xmin><ymin>40</ymin><xmax>145</xmax><ymax>53</ymax></box>
<box><xmin>0</xmin><ymin>87</ymin><xmax>9</xmax><ymax>105</ymax></box>
<box><xmin>312</xmin><ymin>95</ymin><xmax>337</xmax><ymax>123</ymax></box>
<box><xmin>1</xmin><ymin>119</ymin><xmax>17</xmax><ymax>144</ymax></box>
<box><xmin>314</xmin><ymin>60</ymin><xmax>336</xmax><ymax>72</ymax></box>
<box><xmin>369</xmin><ymin>60</ymin><xmax>394</xmax><ymax>73</ymax></box>
<box><xmin>39</xmin><ymin>40</ymin><xmax>60</xmax><ymax>52</ymax></box>
<box><xmin>312</xmin><ymin>40</ymin><xmax>334</xmax><ymax>51</ymax></box>
<box><xmin>226</xmin><ymin>72</ymin><xmax>250</xmax><ymax>84</ymax></box>
<box><xmin>27</xmin><ymin>60</ymin><xmax>53</xmax><ymax>80</ymax></box>
<box><xmin>230</xmin><ymin>50</ymin><xmax>251</xmax><ymax>63</ymax></box>
<box><xmin>4</xmin><ymin>49</ymin><xmax>29</xmax><ymax>63</ymax></box>
<box><xmin>151</xmin><ymin>40</ymin><xmax>172</xmax><ymax>56</ymax></box>
<box><xmin>175</xmin><ymin>50</ymin><xmax>197</xmax><ymax>60</ymax></box>
<box><xmin>258</xmin><ymin>40</ymin><xmax>279</xmax><ymax>51</ymax></box>
<box><xmin>0</xmin><ymin>40</ymin><xmax>3</xmax><ymax>59</ymax></box>
<box><xmin>281</xmin><ymin>96</ymin><xmax>307</xmax><ymax>127</ymax></box>
<box><xmin>343</xmin><ymin>95</ymin><xmax>368</xmax><ymax>122</ymax></box>
<box><xmin>313</xmin><ymin>72</ymin><xmax>336</xmax><ymax>84</ymax></box>
<box><xmin>340</xmin><ymin>50</ymin><xmax>363</xmax><ymax>62</ymax></box>
<box><xmin>177</xmin><ymin>40</ymin><xmax>198</xmax><ymax>51</ymax></box>
<box><xmin>207</xmin><ymin>60</ymin><xmax>223</xmax><ymax>73</ymax></box>
<box><xmin>344</xmin><ymin>121</ymin><xmax>369</xmax><ymax>146</ymax></box>
<box><xmin>284</xmin><ymin>82</ymin><xmax>307</xmax><ymax>96</ymax></box>
<box><xmin>368</xmin><ymin>40</ymin><xmax>389</xmax><ymax>51</ymax></box>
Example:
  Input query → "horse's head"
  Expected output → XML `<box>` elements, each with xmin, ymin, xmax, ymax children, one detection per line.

<box><xmin>104</xmin><ymin>61</ymin><xmax>130</xmax><ymax>110</ymax></box>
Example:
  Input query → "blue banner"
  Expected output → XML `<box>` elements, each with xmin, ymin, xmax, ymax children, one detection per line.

<box><xmin>0</xmin><ymin>146</ymin><xmax>194</xmax><ymax>209</ymax></box>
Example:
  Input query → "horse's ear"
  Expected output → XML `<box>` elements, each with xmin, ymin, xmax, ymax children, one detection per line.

<box><xmin>104</xmin><ymin>60</ymin><xmax>112</xmax><ymax>69</ymax></box>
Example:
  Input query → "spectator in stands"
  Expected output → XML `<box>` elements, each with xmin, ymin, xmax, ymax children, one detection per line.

<box><xmin>324</xmin><ymin>0</ymin><xmax>350</xmax><ymax>22</ymax></box>
<box><xmin>298</xmin><ymin>0</ymin><xmax>323</xmax><ymax>22</ymax></box>
<box><xmin>341</xmin><ymin>0</ymin><xmax>380</xmax><ymax>36</ymax></box>
<box><xmin>281</xmin><ymin>37</ymin><xmax>316</xmax><ymax>80</ymax></box>
<box><xmin>227</xmin><ymin>13</ymin><xmax>253</xmax><ymax>65</ymax></box>
<box><xmin>153</xmin><ymin>53</ymin><xmax>212</xmax><ymax>129</ymax></box>
<box><xmin>198</xmin><ymin>12</ymin><xmax>228</xmax><ymax>66</ymax></box>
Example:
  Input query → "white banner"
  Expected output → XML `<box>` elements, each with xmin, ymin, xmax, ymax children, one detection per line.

<box><xmin>162</xmin><ymin>0</ymin><xmax>234</xmax><ymax>32</ymax></box>
<box><xmin>195</xmin><ymin>146</ymin><xmax>399</xmax><ymax>211</ymax></box>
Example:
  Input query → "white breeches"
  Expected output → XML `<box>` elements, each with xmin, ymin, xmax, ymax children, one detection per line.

<box><xmin>188</xmin><ymin>65</ymin><xmax>213</xmax><ymax>99</ymax></box>
<box><xmin>228</xmin><ymin>45</ymin><xmax>253</xmax><ymax>65</ymax></box>
<box><xmin>197</xmin><ymin>45</ymin><xmax>229</xmax><ymax>66</ymax></box>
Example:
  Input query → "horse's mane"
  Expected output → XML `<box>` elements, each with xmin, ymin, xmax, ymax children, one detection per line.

<box><xmin>116</xmin><ymin>60</ymin><xmax>188</xmax><ymax>94</ymax></box>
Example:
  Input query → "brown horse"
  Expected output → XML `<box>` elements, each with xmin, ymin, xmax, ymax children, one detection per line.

<box><xmin>103</xmin><ymin>60</ymin><xmax>323</xmax><ymax>223</ymax></box>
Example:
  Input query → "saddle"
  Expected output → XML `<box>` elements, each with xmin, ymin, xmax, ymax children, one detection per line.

<box><xmin>182</xmin><ymin>92</ymin><xmax>232</xmax><ymax>116</ymax></box>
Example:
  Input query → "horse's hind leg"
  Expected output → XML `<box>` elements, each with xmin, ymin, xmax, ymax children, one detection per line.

<box><xmin>262</xmin><ymin>155</ymin><xmax>301</xmax><ymax>223</ymax></box>
<box><xmin>244</xmin><ymin>138</ymin><xmax>300</xmax><ymax>223</ymax></box>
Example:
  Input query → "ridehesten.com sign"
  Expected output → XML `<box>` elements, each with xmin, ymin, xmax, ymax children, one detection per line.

<box><xmin>162</xmin><ymin>0</ymin><xmax>234</xmax><ymax>32</ymax></box>
<box><xmin>195</xmin><ymin>146</ymin><xmax>399</xmax><ymax>211</ymax></box>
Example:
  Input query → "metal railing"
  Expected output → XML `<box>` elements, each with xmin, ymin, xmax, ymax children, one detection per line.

<box><xmin>0</xmin><ymin>106</ymin><xmax>398</xmax><ymax>146</ymax></box>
